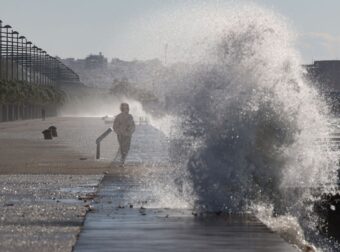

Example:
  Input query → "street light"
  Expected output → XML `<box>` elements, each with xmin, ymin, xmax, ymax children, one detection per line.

<box><xmin>41</xmin><ymin>50</ymin><xmax>47</xmax><ymax>84</ymax></box>
<box><xmin>25</xmin><ymin>41</ymin><xmax>32</xmax><ymax>82</ymax></box>
<box><xmin>11</xmin><ymin>31</ymin><xmax>18</xmax><ymax>80</ymax></box>
<box><xmin>4</xmin><ymin>25</ymin><xmax>12</xmax><ymax>81</ymax></box>
<box><xmin>0</xmin><ymin>20</ymin><xmax>2</xmax><ymax>80</ymax></box>
<box><xmin>36</xmin><ymin>47</ymin><xmax>42</xmax><ymax>84</ymax></box>
<box><xmin>19</xmin><ymin>36</ymin><xmax>26</xmax><ymax>81</ymax></box>
<box><xmin>32</xmin><ymin>45</ymin><xmax>38</xmax><ymax>83</ymax></box>
<box><xmin>49</xmin><ymin>56</ymin><xmax>57</xmax><ymax>85</ymax></box>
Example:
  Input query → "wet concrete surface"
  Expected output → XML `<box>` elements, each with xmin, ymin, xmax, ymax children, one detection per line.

<box><xmin>0</xmin><ymin>117</ymin><xmax>169</xmax><ymax>174</ymax></box>
<box><xmin>74</xmin><ymin>175</ymin><xmax>297</xmax><ymax>252</ymax></box>
<box><xmin>0</xmin><ymin>117</ymin><xmax>300</xmax><ymax>251</ymax></box>
<box><xmin>0</xmin><ymin>174</ymin><xmax>103</xmax><ymax>252</ymax></box>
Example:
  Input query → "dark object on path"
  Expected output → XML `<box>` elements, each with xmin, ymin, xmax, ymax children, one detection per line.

<box><xmin>42</xmin><ymin>129</ymin><xmax>53</xmax><ymax>140</ymax></box>
<box><xmin>192</xmin><ymin>212</ymin><xmax>198</xmax><ymax>217</ymax></box>
<box><xmin>41</xmin><ymin>108</ymin><xmax>46</xmax><ymax>121</ymax></box>
<box><xmin>49</xmin><ymin>126</ymin><xmax>57</xmax><ymax>137</ymax></box>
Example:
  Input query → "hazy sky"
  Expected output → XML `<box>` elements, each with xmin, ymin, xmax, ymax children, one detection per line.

<box><xmin>0</xmin><ymin>0</ymin><xmax>339</xmax><ymax>63</ymax></box>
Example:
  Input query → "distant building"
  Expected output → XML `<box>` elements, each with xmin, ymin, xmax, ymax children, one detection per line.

<box><xmin>85</xmin><ymin>52</ymin><xmax>108</xmax><ymax>69</ymax></box>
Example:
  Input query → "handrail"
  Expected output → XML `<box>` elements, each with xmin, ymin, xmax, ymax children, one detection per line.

<box><xmin>96</xmin><ymin>127</ymin><xmax>113</xmax><ymax>159</ymax></box>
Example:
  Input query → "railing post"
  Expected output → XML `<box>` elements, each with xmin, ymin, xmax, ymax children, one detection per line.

<box><xmin>95</xmin><ymin>128</ymin><xmax>113</xmax><ymax>159</ymax></box>
<box><xmin>96</xmin><ymin>143</ymin><xmax>101</xmax><ymax>160</ymax></box>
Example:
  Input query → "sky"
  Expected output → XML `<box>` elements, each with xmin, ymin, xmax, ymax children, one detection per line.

<box><xmin>0</xmin><ymin>0</ymin><xmax>339</xmax><ymax>63</ymax></box>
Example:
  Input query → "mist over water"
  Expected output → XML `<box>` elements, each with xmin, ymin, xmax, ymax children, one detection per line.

<box><xmin>132</xmin><ymin>2</ymin><xmax>340</xmax><ymax>251</ymax></box>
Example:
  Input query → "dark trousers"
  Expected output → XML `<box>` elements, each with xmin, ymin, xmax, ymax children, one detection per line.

<box><xmin>117</xmin><ymin>134</ymin><xmax>131</xmax><ymax>163</ymax></box>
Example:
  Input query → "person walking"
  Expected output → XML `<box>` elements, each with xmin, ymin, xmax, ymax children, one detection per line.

<box><xmin>113</xmin><ymin>103</ymin><xmax>135</xmax><ymax>166</ymax></box>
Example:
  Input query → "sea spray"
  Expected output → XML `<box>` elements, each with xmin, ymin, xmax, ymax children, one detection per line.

<box><xmin>63</xmin><ymin>2</ymin><xmax>340</xmax><ymax>250</ymax></box>
<box><xmin>133</xmin><ymin>2</ymin><xmax>340</xmax><ymax>251</ymax></box>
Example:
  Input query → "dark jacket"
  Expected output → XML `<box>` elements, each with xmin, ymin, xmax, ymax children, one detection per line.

<box><xmin>113</xmin><ymin>113</ymin><xmax>135</xmax><ymax>136</ymax></box>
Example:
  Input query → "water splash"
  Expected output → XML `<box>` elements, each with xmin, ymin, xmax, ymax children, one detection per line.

<box><xmin>135</xmin><ymin>2</ymin><xmax>340</xmax><ymax>251</ymax></box>
<box><xmin>59</xmin><ymin>2</ymin><xmax>340</xmax><ymax>250</ymax></box>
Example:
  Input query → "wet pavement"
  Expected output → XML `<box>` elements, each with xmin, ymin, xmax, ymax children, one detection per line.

<box><xmin>0</xmin><ymin>117</ymin><xmax>169</xmax><ymax>174</ymax></box>
<box><xmin>0</xmin><ymin>117</ymin><xmax>299</xmax><ymax>251</ymax></box>
<box><xmin>0</xmin><ymin>174</ymin><xmax>103</xmax><ymax>252</ymax></box>
<box><xmin>74</xmin><ymin>175</ymin><xmax>297</xmax><ymax>252</ymax></box>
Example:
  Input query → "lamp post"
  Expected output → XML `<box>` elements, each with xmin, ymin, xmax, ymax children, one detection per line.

<box><xmin>11</xmin><ymin>31</ymin><xmax>18</xmax><ymax>80</ymax></box>
<box><xmin>50</xmin><ymin>56</ymin><xmax>56</xmax><ymax>85</ymax></box>
<box><xmin>48</xmin><ymin>55</ymin><xmax>53</xmax><ymax>85</ymax></box>
<box><xmin>12</xmin><ymin>31</ymin><xmax>19</xmax><ymax>80</ymax></box>
<box><xmin>50</xmin><ymin>56</ymin><xmax>55</xmax><ymax>85</ymax></box>
<box><xmin>27</xmin><ymin>42</ymin><xmax>32</xmax><ymax>82</ymax></box>
<box><xmin>0</xmin><ymin>20</ymin><xmax>2</xmax><ymax>80</ymax></box>
<box><xmin>19</xmin><ymin>36</ymin><xmax>26</xmax><ymax>81</ymax></box>
<box><xmin>38</xmin><ymin>48</ymin><xmax>45</xmax><ymax>85</ymax></box>
<box><xmin>37</xmin><ymin>47</ymin><xmax>42</xmax><ymax>84</ymax></box>
<box><xmin>46</xmin><ymin>52</ymin><xmax>49</xmax><ymax>85</ymax></box>
<box><xmin>41</xmin><ymin>50</ymin><xmax>46</xmax><ymax>84</ymax></box>
<box><xmin>3</xmin><ymin>25</ymin><xmax>12</xmax><ymax>121</ymax></box>
<box><xmin>33</xmin><ymin>46</ymin><xmax>38</xmax><ymax>84</ymax></box>
<box><xmin>4</xmin><ymin>25</ymin><xmax>12</xmax><ymax>81</ymax></box>
<box><xmin>25</xmin><ymin>41</ymin><xmax>32</xmax><ymax>82</ymax></box>
<box><xmin>31</xmin><ymin>45</ymin><xmax>37</xmax><ymax>83</ymax></box>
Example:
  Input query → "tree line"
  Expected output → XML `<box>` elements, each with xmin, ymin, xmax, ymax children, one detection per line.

<box><xmin>0</xmin><ymin>79</ymin><xmax>65</xmax><ymax>105</ymax></box>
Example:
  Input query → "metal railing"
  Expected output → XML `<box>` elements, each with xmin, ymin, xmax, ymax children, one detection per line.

<box><xmin>96</xmin><ymin>127</ymin><xmax>113</xmax><ymax>159</ymax></box>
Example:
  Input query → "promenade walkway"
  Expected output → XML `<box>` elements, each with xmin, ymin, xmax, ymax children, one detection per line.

<box><xmin>74</xmin><ymin>121</ymin><xmax>297</xmax><ymax>252</ymax></box>
<box><xmin>74</xmin><ymin>175</ymin><xmax>297</xmax><ymax>252</ymax></box>
<box><xmin>0</xmin><ymin>117</ymin><xmax>298</xmax><ymax>251</ymax></box>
